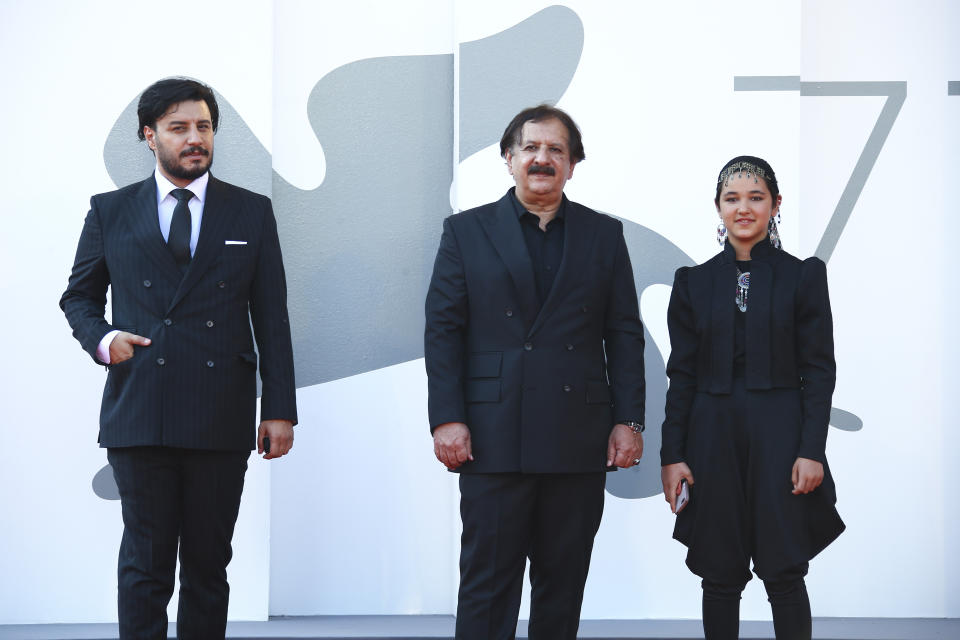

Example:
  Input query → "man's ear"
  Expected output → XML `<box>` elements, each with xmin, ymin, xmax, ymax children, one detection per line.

<box><xmin>143</xmin><ymin>127</ymin><xmax>156</xmax><ymax>151</ymax></box>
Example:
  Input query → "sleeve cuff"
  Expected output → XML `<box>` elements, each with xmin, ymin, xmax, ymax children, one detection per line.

<box><xmin>96</xmin><ymin>330</ymin><xmax>120</xmax><ymax>364</ymax></box>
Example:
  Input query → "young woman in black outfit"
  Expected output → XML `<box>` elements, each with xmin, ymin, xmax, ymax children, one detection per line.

<box><xmin>660</xmin><ymin>156</ymin><xmax>845</xmax><ymax>640</ymax></box>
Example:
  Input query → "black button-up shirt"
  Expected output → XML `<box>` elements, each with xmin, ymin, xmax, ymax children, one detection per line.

<box><xmin>511</xmin><ymin>190</ymin><xmax>565</xmax><ymax>309</ymax></box>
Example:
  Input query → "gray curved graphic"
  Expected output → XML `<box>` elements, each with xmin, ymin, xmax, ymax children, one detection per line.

<box><xmin>605</xmin><ymin>222</ymin><xmax>693</xmax><ymax>499</ymax></box>
<box><xmin>279</xmin><ymin>52</ymin><xmax>455</xmax><ymax>386</ymax></box>
<box><xmin>92</xmin><ymin>463</ymin><xmax>120</xmax><ymax>500</ymax></box>
<box><xmin>459</xmin><ymin>5</ymin><xmax>583</xmax><ymax>160</ymax></box>
<box><xmin>829</xmin><ymin>408</ymin><xmax>863</xmax><ymax>432</ymax></box>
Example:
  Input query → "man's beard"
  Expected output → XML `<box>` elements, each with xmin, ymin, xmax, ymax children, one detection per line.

<box><xmin>158</xmin><ymin>144</ymin><xmax>213</xmax><ymax>181</ymax></box>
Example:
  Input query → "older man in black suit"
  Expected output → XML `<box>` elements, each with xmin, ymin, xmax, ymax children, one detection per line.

<box><xmin>425</xmin><ymin>105</ymin><xmax>646</xmax><ymax>639</ymax></box>
<box><xmin>61</xmin><ymin>78</ymin><xmax>297</xmax><ymax>640</ymax></box>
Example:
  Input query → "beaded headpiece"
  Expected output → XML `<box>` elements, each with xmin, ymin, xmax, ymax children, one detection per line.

<box><xmin>717</xmin><ymin>161</ymin><xmax>768</xmax><ymax>187</ymax></box>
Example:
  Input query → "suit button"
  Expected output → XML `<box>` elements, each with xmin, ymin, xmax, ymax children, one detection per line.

<box><xmin>523</xmin><ymin>342</ymin><xmax>533</xmax><ymax>351</ymax></box>
<box><xmin>163</xmin><ymin>319</ymin><xmax>172</xmax><ymax>326</ymax></box>
<box><xmin>563</xmin><ymin>384</ymin><xmax>572</xmax><ymax>392</ymax></box>
<box><xmin>581</xmin><ymin>305</ymin><xmax>589</xmax><ymax>313</ymax></box>
<box><xmin>505</xmin><ymin>308</ymin><xmax>514</xmax><ymax>317</ymax></box>
<box><xmin>156</xmin><ymin>358</ymin><xmax>165</xmax><ymax>366</ymax></box>
<box><xmin>143</xmin><ymin>280</ymin><xmax>152</xmax><ymax>288</ymax></box>
<box><xmin>206</xmin><ymin>320</ymin><xmax>214</xmax><ymax>328</ymax></box>
<box><xmin>565</xmin><ymin>344</ymin><xmax>574</xmax><ymax>351</ymax></box>
<box><xmin>218</xmin><ymin>281</ymin><xmax>226</xmax><ymax>288</ymax></box>
<box><xmin>206</xmin><ymin>360</ymin><xmax>215</xmax><ymax>368</ymax></box>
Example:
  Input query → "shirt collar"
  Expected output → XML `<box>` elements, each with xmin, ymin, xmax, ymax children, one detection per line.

<box><xmin>154</xmin><ymin>167</ymin><xmax>209</xmax><ymax>205</ymax></box>
<box><xmin>509</xmin><ymin>187</ymin><xmax>566</xmax><ymax>221</ymax></box>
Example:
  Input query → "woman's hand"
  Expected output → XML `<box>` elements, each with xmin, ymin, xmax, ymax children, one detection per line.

<box><xmin>661</xmin><ymin>462</ymin><xmax>694</xmax><ymax>513</ymax></box>
<box><xmin>791</xmin><ymin>457</ymin><xmax>824</xmax><ymax>495</ymax></box>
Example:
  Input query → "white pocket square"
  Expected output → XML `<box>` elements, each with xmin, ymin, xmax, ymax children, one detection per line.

<box><xmin>225</xmin><ymin>240</ymin><xmax>247</xmax><ymax>245</ymax></box>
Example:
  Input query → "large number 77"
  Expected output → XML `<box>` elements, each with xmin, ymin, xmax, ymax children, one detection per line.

<box><xmin>734</xmin><ymin>77</ymin><xmax>907</xmax><ymax>263</ymax></box>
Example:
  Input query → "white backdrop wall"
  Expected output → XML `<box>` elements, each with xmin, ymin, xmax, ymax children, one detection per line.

<box><xmin>0</xmin><ymin>0</ymin><xmax>957</xmax><ymax>625</ymax></box>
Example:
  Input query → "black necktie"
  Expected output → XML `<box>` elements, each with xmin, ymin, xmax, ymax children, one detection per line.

<box><xmin>168</xmin><ymin>188</ymin><xmax>194</xmax><ymax>273</ymax></box>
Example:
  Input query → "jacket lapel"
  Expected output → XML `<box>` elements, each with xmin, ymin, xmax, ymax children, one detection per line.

<box><xmin>709</xmin><ymin>245</ymin><xmax>736</xmax><ymax>392</ymax></box>
<box><xmin>478</xmin><ymin>192</ymin><xmax>539</xmax><ymax>329</ymax></box>
<box><xmin>127</xmin><ymin>176</ymin><xmax>183</xmax><ymax>284</ymax></box>
<box><xmin>745</xmin><ymin>242</ymin><xmax>773</xmax><ymax>387</ymax></box>
<box><xmin>527</xmin><ymin>198</ymin><xmax>595</xmax><ymax>338</ymax></box>
<box><xmin>168</xmin><ymin>176</ymin><xmax>232</xmax><ymax>311</ymax></box>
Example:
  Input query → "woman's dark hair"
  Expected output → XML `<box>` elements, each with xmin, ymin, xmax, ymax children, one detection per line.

<box><xmin>499</xmin><ymin>104</ymin><xmax>585</xmax><ymax>163</ymax></box>
<box><xmin>136</xmin><ymin>77</ymin><xmax>220</xmax><ymax>141</ymax></box>
<box><xmin>714</xmin><ymin>155</ymin><xmax>778</xmax><ymax>206</ymax></box>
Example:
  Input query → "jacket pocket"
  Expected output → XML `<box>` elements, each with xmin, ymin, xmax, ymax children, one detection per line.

<box><xmin>467</xmin><ymin>351</ymin><xmax>502</xmax><ymax>378</ymax></box>
<box><xmin>585</xmin><ymin>379</ymin><xmax>611</xmax><ymax>404</ymax></box>
<box><xmin>106</xmin><ymin>326</ymin><xmax>138</xmax><ymax>370</ymax></box>
<box><xmin>466</xmin><ymin>379</ymin><xmax>501</xmax><ymax>403</ymax></box>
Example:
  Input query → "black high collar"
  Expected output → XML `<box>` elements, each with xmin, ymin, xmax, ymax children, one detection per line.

<box><xmin>721</xmin><ymin>235</ymin><xmax>779</xmax><ymax>264</ymax></box>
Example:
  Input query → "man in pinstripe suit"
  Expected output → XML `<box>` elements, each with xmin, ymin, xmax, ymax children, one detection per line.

<box><xmin>61</xmin><ymin>78</ymin><xmax>297</xmax><ymax>640</ymax></box>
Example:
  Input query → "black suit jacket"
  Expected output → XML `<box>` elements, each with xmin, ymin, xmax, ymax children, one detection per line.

<box><xmin>424</xmin><ymin>190</ymin><xmax>645</xmax><ymax>474</ymax></box>
<box><xmin>660</xmin><ymin>240</ymin><xmax>835</xmax><ymax>466</ymax></box>
<box><xmin>61</xmin><ymin>175</ymin><xmax>297</xmax><ymax>451</ymax></box>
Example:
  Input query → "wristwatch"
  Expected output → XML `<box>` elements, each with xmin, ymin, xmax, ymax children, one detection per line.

<box><xmin>622</xmin><ymin>420</ymin><xmax>644</xmax><ymax>433</ymax></box>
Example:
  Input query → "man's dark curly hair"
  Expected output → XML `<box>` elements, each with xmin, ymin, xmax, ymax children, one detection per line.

<box><xmin>136</xmin><ymin>77</ymin><xmax>219</xmax><ymax>141</ymax></box>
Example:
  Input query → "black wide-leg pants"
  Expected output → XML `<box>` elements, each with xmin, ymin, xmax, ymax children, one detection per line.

<box><xmin>107</xmin><ymin>446</ymin><xmax>249</xmax><ymax>640</ymax></box>
<box><xmin>455</xmin><ymin>472</ymin><xmax>606</xmax><ymax>640</ymax></box>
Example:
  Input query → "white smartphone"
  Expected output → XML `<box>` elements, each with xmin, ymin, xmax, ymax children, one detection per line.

<box><xmin>676</xmin><ymin>479</ymin><xmax>689</xmax><ymax>513</ymax></box>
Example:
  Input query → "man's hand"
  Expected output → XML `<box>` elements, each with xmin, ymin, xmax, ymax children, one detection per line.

<box><xmin>109</xmin><ymin>332</ymin><xmax>151</xmax><ymax>364</ymax></box>
<box><xmin>258</xmin><ymin>419</ymin><xmax>294</xmax><ymax>460</ymax></box>
<box><xmin>433</xmin><ymin>422</ymin><xmax>473</xmax><ymax>470</ymax></box>
<box><xmin>661</xmin><ymin>462</ymin><xmax>694</xmax><ymax>514</ymax></box>
<box><xmin>607</xmin><ymin>423</ymin><xmax>643</xmax><ymax>468</ymax></box>
<box><xmin>791</xmin><ymin>457</ymin><xmax>824</xmax><ymax>495</ymax></box>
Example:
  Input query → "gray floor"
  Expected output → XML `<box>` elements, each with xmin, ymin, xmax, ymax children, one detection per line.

<box><xmin>1</xmin><ymin>616</ymin><xmax>958</xmax><ymax>640</ymax></box>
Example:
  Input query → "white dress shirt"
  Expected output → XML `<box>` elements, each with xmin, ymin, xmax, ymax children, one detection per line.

<box><xmin>95</xmin><ymin>168</ymin><xmax>210</xmax><ymax>364</ymax></box>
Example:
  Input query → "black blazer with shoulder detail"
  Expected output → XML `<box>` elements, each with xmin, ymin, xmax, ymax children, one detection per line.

<box><xmin>660</xmin><ymin>240</ymin><xmax>835</xmax><ymax>466</ymax></box>
<box><xmin>424</xmin><ymin>189</ymin><xmax>646</xmax><ymax>474</ymax></box>
<box><xmin>61</xmin><ymin>175</ymin><xmax>297</xmax><ymax>451</ymax></box>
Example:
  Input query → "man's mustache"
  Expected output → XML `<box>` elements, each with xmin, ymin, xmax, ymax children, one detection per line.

<box><xmin>528</xmin><ymin>164</ymin><xmax>555</xmax><ymax>176</ymax></box>
<box><xmin>180</xmin><ymin>146</ymin><xmax>209</xmax><ymax>158</ymax></box>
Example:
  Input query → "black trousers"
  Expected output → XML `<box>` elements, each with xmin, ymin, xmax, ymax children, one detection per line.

<box><xmin>702</xmin><ymin>563</ymin><xmax>811</xmax><ymax>640</ymax></box>
<box><xmin>107</xmin><ymin>446</ymin><xmax>249</xmax><ymax>640</ymax></box>
<box><xmin>455</xmin><ymin>472</ymin><xmax>606</xmax><ymax>640</ymax></box>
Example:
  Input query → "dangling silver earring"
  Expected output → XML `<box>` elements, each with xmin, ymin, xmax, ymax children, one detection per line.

<box><xmin>717</xmin><ymin>221</ymin><xmax>727</xmax><ymax>246</ymax></box>
<box><xmin>767</xmin><ymin>217</ymin><xmax>782</xmax><ymax>249</ymax></box>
